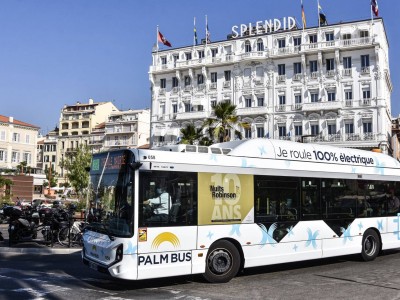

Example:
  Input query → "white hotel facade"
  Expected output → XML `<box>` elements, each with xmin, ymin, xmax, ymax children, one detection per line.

<box><xmin>149</xmin><ymin>18</ymin><xmax>392</xmax><ymax>152</ymax></box>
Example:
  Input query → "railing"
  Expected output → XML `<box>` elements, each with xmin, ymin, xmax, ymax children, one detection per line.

<box><xmin>277</xmin><ymin>75</ymin><xmax>286</xmax><ymax>82</ymax></box>
<box><xmin>310</xmin><ymin>72</ymin><xmax>318</xmax><ymax>79</ymax></box>
<box><xmin>209</xmin><ymin>82</ymin><xmax>217</xmax><ymax>89</ymax></box>
<box><xmin>361</xmin><ymin>67</ymin><xmax>370</xmax><ymax>75</ymax></box>
<box><xmin>292</xmin><ymin>103</ymin><xmax>303</xmax><ymax>110</ymax></box>
<box><xmin>293</xmin><ymin>74</ymin><xmax>302</xmax><ymax>81</ymax></box>
<box><xmin>276</xmin><ymin>105</ymin><xmax>286</xmax><ymax>112</ymax></box>
<box><xmin>361</xmin><ymin>98</ymin><xmax>371</xmax><ymax>106</ymax></box>
<box><xmin>150</xmin><ymin>37</ymin><xmax>374</xmax><ymax>73</ymax></box>
<box><xmin>342</xmin><ymin>68</ymin><xmax>352</xmax><ymax>76</ymax></box>
<box><xmin>223</xmin><ymin>81</ymin><xmax>231</xmax><ymax>88</ymax></box>
<box><xmin>326</xmin><ymin>70</ymin><xmax>335</xmax><ymax>77</ymax></box>
<box><xmin>345</xmin><ymin>100</ymin><xmax>353</xmax><ymax>107</ymax></box>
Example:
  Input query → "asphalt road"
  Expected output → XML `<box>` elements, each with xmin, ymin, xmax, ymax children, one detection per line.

<box><xmin>1</xmin><ymin>249</ymin><xmax>400</xmax><ymax>300</ymax></box>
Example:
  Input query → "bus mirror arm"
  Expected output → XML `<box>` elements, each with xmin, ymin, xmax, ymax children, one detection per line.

<box><xmin>130</xmin><ymin>162</ymin><xmax>143</xmax><ymax>170</ymax></box>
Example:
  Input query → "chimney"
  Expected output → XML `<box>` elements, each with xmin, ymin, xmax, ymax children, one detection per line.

<box><xmin>89</xmin><ymin>98</ymin><xmax>94</xmax><ymax>104</ymax></box>
<box><xmin>9</xmin><ymin>116</ymin><xmax>13</xmax><ymax>123</ymax></box>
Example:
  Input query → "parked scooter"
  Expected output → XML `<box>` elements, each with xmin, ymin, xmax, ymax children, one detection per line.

<box><xmin>4</xmin><ymin>206</ymin><xmax>39</xmax><ymax>246</ymax></box>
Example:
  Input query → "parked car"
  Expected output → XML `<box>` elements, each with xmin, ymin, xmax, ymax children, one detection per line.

<box><xmin>32</xmin><ymin>199</ymin><xmax>52</xmax><ymax>209</ymax></box>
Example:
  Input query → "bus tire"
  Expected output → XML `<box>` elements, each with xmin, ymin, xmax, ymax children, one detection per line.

<box><xmin>203</xmin><ymin>240</ymin><xmax>240</xmax><ymax>283</ymax></box>
<box><xmin>361</xmin><ymin>229</ymin><xmax>380</xmax><ymax>262</ymax></box>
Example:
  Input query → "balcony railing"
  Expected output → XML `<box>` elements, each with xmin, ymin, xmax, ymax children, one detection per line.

<box><xmin>326</xmin><ymin>70</ymin><xmax>335</xmax><ymax>77</ymax></box>
<box><xmin>150</xmin><ymin>37</ymin><xmax>374</xmax><ymax>73</ymax></box>
<box><xmin>223</xmin><ymin>81</ymin><xmax>231</xmax><ymax>88</ymax></box>
<box><xmin>293</xmin><ymin>74</ymin><xmax>302</xmax><ymax>81</ymax></box>
<box><xmin>361</xmin><ymin>67</ymin><xmax>370</xmax><ymax>75</ymax></box>
<box><xmin>277</xmin><ymin>75</ymin><xmax>286</xmax><ymax>82</ymax></box>
<box><xmin>342</xmin><ymin>68</ymin><xmax>352</xmax><ymax>76</ymax></box>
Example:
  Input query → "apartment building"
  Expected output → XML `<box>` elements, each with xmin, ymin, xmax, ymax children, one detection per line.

<box><xmin>0</xmin><ymin>115</ymin><xmax>39</xmax><ymax>170</ymax></box>
<box><xmin>104</xmin><ymin>109</ymin><xmax>150</xmax><ymax>150</ymax></box>
<box><xmin>56</xmin><ymin>99</ymin><xmax>118</xmax><ymax>177</ymax></box>
<box><xmin>149</xmin><ymin>18</ymin><xmax>392</xmax><ymax>153</ymax></box>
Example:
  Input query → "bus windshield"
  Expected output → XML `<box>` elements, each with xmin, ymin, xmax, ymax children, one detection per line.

<box><xmin>88</xmin><ymin>150</ymin><xmax>135</xmax><ymax>237</ymax></box>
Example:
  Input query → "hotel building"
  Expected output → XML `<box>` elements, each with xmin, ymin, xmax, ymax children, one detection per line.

<box><xmin>149</xmin><ymin>18</ymin><xmax>393</xmax><ymax>154</ymax></box>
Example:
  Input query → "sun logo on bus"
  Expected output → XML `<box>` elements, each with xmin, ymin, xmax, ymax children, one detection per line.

<box><xmin>151</xmin><ymin>232</ymin><xmax>180</xmax><ymax>249</ymax></box>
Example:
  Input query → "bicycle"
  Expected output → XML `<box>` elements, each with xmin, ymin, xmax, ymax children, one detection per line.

<box><xmin>57</xmin><ymin>220</ymin><xmax>86</xmax><ymax>247</ymax></box>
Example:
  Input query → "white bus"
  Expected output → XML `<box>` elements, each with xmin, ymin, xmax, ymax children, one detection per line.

<box><xmin>82</xmin><ymin>139</ymin><xmax>400</xmax><ymax>283</ymax></box>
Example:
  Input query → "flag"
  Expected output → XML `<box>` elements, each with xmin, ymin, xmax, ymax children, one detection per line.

<box><xmin>194</xmin><ymin>17</ymin><xmax>198</xmax><ymax>45</ymax></box>
<box><xmin>318</xmin><ymin>2</ymin><xmax>328</xmax><ymax>26</ymax></box>
<box><xmin>158</xmin><ymin>30</ymin><xmax>172</xmax><ymax>47</ymax></box>
<box><xmin>206</xmin><ymin>16</ymin><xmax>211</xmax><ymax>43</ymax></box>
<box><xmin>371</xmin><ymin>0</ymin><xmax>379</xmax><ymax>17</ymax></box>
<box><xmin>301</xmin><ymin>0</ymin><xmax>307</xmax><ymax>28</ymax></box>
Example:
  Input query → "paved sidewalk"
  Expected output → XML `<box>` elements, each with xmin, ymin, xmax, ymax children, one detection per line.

<box><xmin>0</xmin><ymin>224</ymin><xmax>82</xmax><ymax>255</ymax></box>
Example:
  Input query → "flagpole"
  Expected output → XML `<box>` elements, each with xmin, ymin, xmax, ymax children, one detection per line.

<box><xmin>193</xmin><ymin>17</ymin><xmax>196</xmax><ymax>47</ymax></box>
<box><xmin>317</xmin><ymin>0</ymin><xmax>320</xmax><ymax>28</ymax></box>
<box><xmin>301</xmin><ymin>0</ymin><xmax>305</xmax><ymax>33</ymax></box>
<box><xmin>205</xmin><ymin>15</ymin><xmax>208</xmax><ymax>48</ymax></box>
<box><xmin>370</xmin><ymin>1</ymin><xmax>374</xmax><ymax>24</ymax></box>
<box><xmin>156</xmin><ymin>25</ymin><xmax>159</xmax><ymax>66</ymax></box>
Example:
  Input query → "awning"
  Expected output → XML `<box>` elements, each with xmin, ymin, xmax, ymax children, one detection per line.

<box><xmin>166</xmin><ymin>128</ymin><xmax>179</xmax><ymax>136</ymax></box>
<box><xmin>152</xmin><ymin>128</ymin><xmax>166</xmax><ymax>136</ymax></box>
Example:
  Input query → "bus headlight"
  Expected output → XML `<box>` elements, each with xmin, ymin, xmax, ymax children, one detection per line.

<box><xmin>115</xmin><ymin>244</ymin><xmax>123</xmax><ymax>263</ymax></box>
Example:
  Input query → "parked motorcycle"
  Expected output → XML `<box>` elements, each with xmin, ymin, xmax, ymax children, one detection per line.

<box><xmin>4</xmin><ymin>206</ymin><xmax>38</xmax><ymax>246</ymax></box>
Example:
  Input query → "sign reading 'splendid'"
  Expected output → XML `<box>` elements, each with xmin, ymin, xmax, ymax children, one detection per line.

<box><xmin>198</xmin><ymin>173</ymin><xmax>254</xmax><ymax>225</ymax></box>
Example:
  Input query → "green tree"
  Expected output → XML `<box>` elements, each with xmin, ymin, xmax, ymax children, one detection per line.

<box><xmin>0</xmin><ymin>175</ymin><xmax>13</xmax><ymax>205</ymax></box>
<box><xmin>63</xmin><ymin>144</ymin><xmax>92</xmax><ymax>199</ymax></box>
<box><xmin>44</xmin><ymin>165</ymin><xmax>58</xmax><ymax>187</ymax></box>
<box><xmin>179</xmin><ymin>123</ymin><xmax>204</xmax><ymax>145</ymax></box>
<box><xmin>16</xmin><ymin>161</ymin><xmax>27</xmax><ymax>174</ymax></box>
<box><xmin>204</xmin><ymin>101</ymin><xmax>250</xmax><ymax>143</ymax></box>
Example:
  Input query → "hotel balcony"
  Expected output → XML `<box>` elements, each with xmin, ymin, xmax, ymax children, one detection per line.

<box><xmin>150</xmin><ymin>37</ymin><xmax>375</xmax><ymax>73</ymax></box>
<box><xmin>175</xmin><ymin>110</ymin><xmax>209</xmax><ymax>120</ymax></box>
<box><xmin>236</xmin><ymin>106</ymin><xmax>269</xmax><ymax>116</ymax></box>
<box><xmin>302</xmin><ymin>100</ymin><xmax>342</xmax><ymax>112</ymax></box>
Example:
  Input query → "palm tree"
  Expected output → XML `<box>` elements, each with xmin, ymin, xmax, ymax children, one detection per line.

<box><xmin>204</xmin><ymin>101</ymin><xmax>250</xmax><ymax>143</ymax></box>
<box><xmin>179</xmin><ymin>123</ymin><xmax>204</xmax><ymax>145</ymax></box>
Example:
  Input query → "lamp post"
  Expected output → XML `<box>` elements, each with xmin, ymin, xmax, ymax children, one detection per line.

<box><xmin>48</xmin><ymin>161</ymin><xmax>52</xmax><ymax>196</ymax></box>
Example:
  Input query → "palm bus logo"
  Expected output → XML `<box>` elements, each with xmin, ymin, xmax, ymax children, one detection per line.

<box><xmin>151</xmin><ymin>232</ymin><xmax>180</xmax><ymax>249</ymax></box>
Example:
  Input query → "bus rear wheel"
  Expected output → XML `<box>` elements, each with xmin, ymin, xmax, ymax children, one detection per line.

<box><xmin>361</xmin><ymin>229</ymin><xmax>380</xmax><ymax>261</ymax></box>
<box><xmin>203</xmin><ymin>240</ymin><xmax>240</xmax><ymax>283</ymax></box>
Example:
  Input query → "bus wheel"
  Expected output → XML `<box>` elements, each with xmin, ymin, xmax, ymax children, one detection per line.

<box><xmin>361</xmin><ymin>229</ymin><xmax>380</xmax><ymax>262</ymax></box>
<box><xmin>203</xmin><ymin>240</ymin><xmax>240</xmax><ymax>283</ymax></box>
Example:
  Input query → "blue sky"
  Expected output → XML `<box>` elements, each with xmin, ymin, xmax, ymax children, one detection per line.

<box><xmin>0</xmin><ymin>0</ymin><xmax>399</xmax><ymax>134</ymax></box>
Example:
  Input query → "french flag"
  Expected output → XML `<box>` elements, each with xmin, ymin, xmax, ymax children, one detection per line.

<box><xmin>371</xmin><ymin>0</ymin><xmax>379</xmax><ymax>17</ymax></box>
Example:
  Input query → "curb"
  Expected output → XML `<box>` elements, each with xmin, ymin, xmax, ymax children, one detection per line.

<box><xmin>0</xmin><ymin>244</ymin><xmax>82</xmax><ymax>255</ymax></box>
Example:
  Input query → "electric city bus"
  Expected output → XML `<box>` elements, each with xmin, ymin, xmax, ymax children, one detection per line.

<box><xmin>82</xmin><ymin>138</ymin><xmax>400</xmax><ymax>283</ymax></box>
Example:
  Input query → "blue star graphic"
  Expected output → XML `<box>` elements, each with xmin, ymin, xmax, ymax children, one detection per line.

<box><xmin>305</xmin><ymin>228</ymin><xmax>319</xmax><ymax>249</ymax></box>
<box><xmin>230</xmin><ymin>224</ymin><xmax>241</xmax><ymax>237</ymax></box>
<box><xmin>341</xmin><ymin>225</ymin><xmax>353</xmax><ymax>244</ymax></box>
<box><xmin>393</xmin><ymin>213</ymin><xmax>400</xmax><ymax>240</ymax></box>
<box><xmin>258</xmin><ymin>223</ymin><xmax>277</xmax><ymax>248</ymax></box>
<box><xmin>286</xmin><ymin>226</ymin><xmax>294</xmax><ymax>237</ymax></box>
<box><xmin>377</xmin><ymin>219</ymin><xmax>384</xmax><ymax>231</ymax></box>
<box><xmin>358</xmin><ymin>221</ymin><xmax>363</xmax><ymax>231</ymax></box>
<box><xmin>206</xmin><ymin>231</ymin><xmax>214</xmax><ymax>239</ymax></box>
<box><xmin>258</xmin><ymin>145</ymin><xmax>267</xmax><ymax>156</ymax></box>
<box><xmin>241</xmin><ymin>158</ymin><xmax>255</xmax><ymax>168</ymax></box>
<box><xmin>374</xmin><ymin>158</ymin><xmax>385</xmax><ymax>175</ymax></box>
<box><xmin>293</xmin><ymin>244</ymin><xmax>298</xmax><ymax>252</ymax></box>
<box><xmin>209</xmin><ymin>153</ymin><xmax>218</xmax><ymax>162</ymax></box>
<box><xmin>124</xmin><ymin>241</ymin><xmax>137</xmax><ymax>255</ymax></box>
